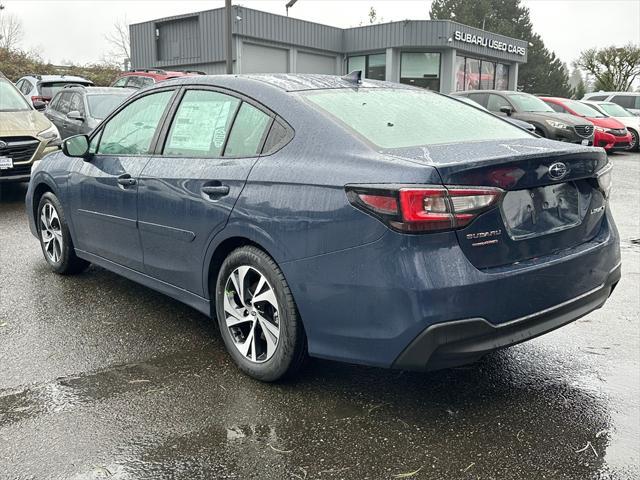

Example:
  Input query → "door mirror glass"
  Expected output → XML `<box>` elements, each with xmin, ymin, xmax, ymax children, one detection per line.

<box><xmin>67</xmin><ymin>110</ymin><xmax>84</xmax><ymax>121</ymax></box>
<box><xmin>63</xmin><ymin>134</ymin><xmax>90</xmax><ymax>158</ymax></box>
<box><xmin>33</xmin><ymin>100</ymin><xmax>47</xmax><ymax>111</ymax></box>
<box><xmin>500</xmin><ymin>105</ymin><xmax>514</xmax><ymax>116</ymax></box>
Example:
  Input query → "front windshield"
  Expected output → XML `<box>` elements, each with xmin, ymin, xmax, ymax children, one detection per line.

<box><xmin>87</xmin><ymin>93</ymin><xmax>130</xmax><ymax>120</ymax></box>
<box><xmin>0</xmin><ymin>79</ymin><xmax>31</xmax><ymax>112</ymax></box>
<box><xmin>599</xmin><ymin>102</ymin><xmax>634</xmax><ymax>118</ymax></box>
<box><xmin>506</xmin><ymin>93</ymin><xmax>554</xmax><ymax>112</ymax></box>
<box><xmin>564</xmin><ymin>99</ymin><xmax>604</xmax><ymax>118</ymax></box>
<box><xmin>305</xmin><ymin>88</ymin><xmax>531</xmax><ymax>149</ymax></box>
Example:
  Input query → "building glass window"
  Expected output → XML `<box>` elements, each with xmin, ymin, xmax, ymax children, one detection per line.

<box><xmin>495</xmin><ymin>63</ymin><xmax>510</xmax><ymax>90</ymax></box>
<box><xmin>455</xmin><ymin>56</ymin><xmax>466</xmax><ymax>91</ymax></box>
<box><xmin>347</xmin><ymin>53</ymin><xmax>386</xmax><ymax>80</ymax></box>
<box><xmin>400</xmin><ymin>52</ymin><xmax>441</xmax><ymax>90</ymax></box>
<box><xmin>479</xmin><ymin>61</ymin><xmax>495</xmax><ymax>90</ymax></box>
<box><xmin>347</xmin><ymin>56</ymin><xmax>366</xmax><ymax>76</ymax></box>
<box><xmin>455</xmin><ymin>56</ymin><xmax>511</xmax><ymax>91</ymax></box>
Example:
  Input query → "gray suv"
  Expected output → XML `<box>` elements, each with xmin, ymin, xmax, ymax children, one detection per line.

<box><xmin>44</xmin><ymin>86</ymin><xmax>132</xmax><ymax>139</ymax></box>
<box><xmin>453</xmin><ymin>90</ymin><xmax>595</xmax><ymax>145</ymax></box>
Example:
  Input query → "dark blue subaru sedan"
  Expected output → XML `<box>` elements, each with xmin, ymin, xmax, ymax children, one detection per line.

<box><xmin>26</xmin><ymin>74</ymin><xmax>621</xmax><ymax>381</ymax></box>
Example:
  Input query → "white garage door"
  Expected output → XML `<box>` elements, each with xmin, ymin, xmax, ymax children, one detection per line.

<box><xmin>297</xmin><ymin>51</ymin><xmax>337</xmax><ymax>74</ymax></box>
<box><xmin>242</xmin><ymin>43</ymin><xmax>288</xmax><ymax>73</ymax></box>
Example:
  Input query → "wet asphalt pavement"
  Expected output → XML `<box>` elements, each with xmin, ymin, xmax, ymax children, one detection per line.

<box><xmin>1</xmin><ymin>153</ymin><xmax>639</xmax><ymax>480</ymax></box>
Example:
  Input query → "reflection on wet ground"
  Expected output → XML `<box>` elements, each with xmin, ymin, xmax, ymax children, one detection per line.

<box><xmin>1</xmin><ymin>153</ymin><xmax>638</xmax><ymax>479</ymax></box>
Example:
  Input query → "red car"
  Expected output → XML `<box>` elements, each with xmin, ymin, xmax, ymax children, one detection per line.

<box><xmin>541</xmin><ymin>97</ymin><xmax>632</xmax><ymax>151</ymax></box>
<box><xmin>110</xmin><ymin>68</ymin><xmax>205</xmax><ymax>89</ymax></box>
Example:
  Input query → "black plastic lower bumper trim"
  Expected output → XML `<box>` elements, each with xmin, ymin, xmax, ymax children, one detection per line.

<box><xmin>392</xmin><ymin>264</ymin><xmax>621</xmax><ymax>371</ymax></box>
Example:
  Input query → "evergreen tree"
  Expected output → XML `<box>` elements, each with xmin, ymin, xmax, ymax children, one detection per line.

<box><xmin>430</xmin><ymin>0</ymin><xmax>572</xmax><ymax>96</ymax></box>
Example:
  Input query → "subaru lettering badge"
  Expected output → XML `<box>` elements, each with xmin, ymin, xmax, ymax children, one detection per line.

<box><xmin>548</xmin><ymin>162</ymin><xmax>568</xmax><ymax>180</ymax></box>
<box><xmin>0</xmin><ymin>141</ymin><xmax>7</xmax><ymax>149</ymax></box>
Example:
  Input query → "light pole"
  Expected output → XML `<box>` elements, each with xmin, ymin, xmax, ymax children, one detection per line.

<box><xmin>286</xmin><ymin>0</ymin><xmax>298</xmax><ymax>17</ymax></box>
<box><xmin>225</xmin><ymin>0</ymin><xmax>233</xmax><ymax>74</ymax></box>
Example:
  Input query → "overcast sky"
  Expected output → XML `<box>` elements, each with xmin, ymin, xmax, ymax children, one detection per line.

<box><xmin>3</xmin><ymin>0</ymin><xmax>639</xmax><ymax>66</ymax></box>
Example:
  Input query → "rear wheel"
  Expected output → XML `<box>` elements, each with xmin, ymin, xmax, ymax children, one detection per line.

<box><xmin>215</xmin><ymin>246</ymin><xmax>307</xmax><ymax>381</ymax></box>
<box><xmin>37</xmin><ymin>192</ymin><xmax>89</xmax><ymax>275</ymax></box>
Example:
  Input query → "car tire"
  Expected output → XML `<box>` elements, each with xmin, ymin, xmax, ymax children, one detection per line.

<box><xmin>215</xmin><ymin>246</ymin><xmax>307</xmax><ymax>382</ymax></box>
<box><xmin>37</xmin><ymin>192</ymin><xmax>90</xmax><ymax>275</ymax></box>
<box><xmin>627</xmin><ymin>128</ymin><xmax>639</xmax><ymax>152</ymax></box>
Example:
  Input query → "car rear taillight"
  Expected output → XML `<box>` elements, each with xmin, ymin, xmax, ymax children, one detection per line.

<box><xmin>346</xmin><ymin>185</ymin><xmax>504</xmax><ymax>233</ymax></box>
<box><xmin>595</xmin><ymin>162</ymin><xmax>613</xmax><ymax>199</ymax></box>
<box><xmin>31</xmin><ymin>96</ymin><xmax>51</xmax><ymax>103</ymax></box>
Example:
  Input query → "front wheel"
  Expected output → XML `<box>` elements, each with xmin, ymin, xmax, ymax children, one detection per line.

<box><xmin>37</xmin><ymin>192</ymin><xmax>89</xmax><ymax>275</ymax></box>
<box><xmin>215</xmin><ymin>246</ymin><xmax>307</xmax><ymax>381</ymax></box>
<box><xmin>627</xmin><ymin>128</ymin><xmax>639</xmax><ymax>152</ymax></box>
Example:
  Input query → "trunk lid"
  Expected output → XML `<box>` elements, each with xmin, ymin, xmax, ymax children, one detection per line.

<box><xmin>386</xmin><ymin>139</ymin><xmax>609</xmax><ymax>269</ymax></box>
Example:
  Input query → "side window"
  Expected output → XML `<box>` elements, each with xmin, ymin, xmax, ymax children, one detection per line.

<box><xmin>163</xmin><ymin>90</ymin><xmax>240</xmax><ymax>157</ymax></box>
<box><xmin>262</xmin><ymin>119</ymin><xmax>292</xmax><ymax>154</ymax></box>
<box><xmin>486</xmin><ymin>94</ymin><xmax>511</xmax><ymax>112</ymax></box>
<box><xmin>49</xmin><ymin>93</ymin><xmax>62</xmax><ymax>111</ymax></box>
<box><xmin>140</xmin><ymin>77</ymin><xmax>155</xmax><ymax>88</ymax></box>
<box><xmin>611</xmin><ymin>95</ymin><xmax>635</xmax><ymax>109</ymax></box>
<box><xmin>468</xmin><ymin>93</ymin><xmax>488</xmax><ymax>108</ymax></box>
<box><xmin>57</xmin><ymin>92</ymin><xmax>72</xmax><ymax>114</ymax></box>
<box><xmin>589</xmin><ymin>95</ymin><xmax>608</xmax><ymax>101</ymax></box>
<box><xmin>112</xmin><ymin>77</ymin><xmax>128</xmax><ymax>87</ymax></box>
<box><xmin>19</xmin><ymin>80</ymin><xmax>32</xmax><ymax>95</ymax></box>
<box><xmin>125</xmin><ymin>76</ymin><xmax>152</xmax><ymax>89</ymax></box>
<box><xmin>97</xmin><ymin>90</ymin><xmax>174</xmax><ymax>155</ymax></box>
<box><xmin>224</xmin><ymin>103</ymin><xmax>271</xmax><ymax>157</ymax></box>
<box><xmin>69</xmin><ymin>93</ymin><xmax>85</xmax><ymax>114</ymax></box>
<box><xmin>544</xmin><ymin>101</ymin><xmax>564</xmax><ymax>113</ymax></box>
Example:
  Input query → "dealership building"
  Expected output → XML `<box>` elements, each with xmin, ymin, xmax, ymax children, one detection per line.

<box><xmin>130</xmin><ymin>6</ymin><xmax>528</xmax><ymax>94</ymax></box>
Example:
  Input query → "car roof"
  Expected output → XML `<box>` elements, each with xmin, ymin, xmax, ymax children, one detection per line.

<box><xmin>61</xmin><ymin>86</ymin><xmax>134</xmax><ymax>95</ymax></box>
<box><xmin>585</xmin><ymin>91</ymin><xmax>639</xmax><ymax>96</ymax></box>
<box><xmin>22</xmin><ymin>74</ymin><xmax>92</xmax><ymax>83</ymax></box>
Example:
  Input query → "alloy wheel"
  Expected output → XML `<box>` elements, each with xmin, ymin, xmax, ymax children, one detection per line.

<box><xmin>629</xmin><ymin>130</ymin><xmax>638</xmax><ymax>151</ymax></box>
<box><xmin>40</xmin><ymin>202</ymin><xmax>63</xmax><ymax>263</ymax></box>
<box><xmin>223</xmin><ymin>266</ymin><xmax>280</xmax><ymax>363</ymax></box>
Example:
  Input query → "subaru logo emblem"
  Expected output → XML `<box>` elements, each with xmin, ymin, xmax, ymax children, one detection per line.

<box><xmin>548</xmin><ymin>162</ymin><xmax>568</xmax><ymax>180</ymax></box>
<box><xmin>0</xmin><ymin>141</ymin><xmax>7</xmax><ymax>149</ymax></box>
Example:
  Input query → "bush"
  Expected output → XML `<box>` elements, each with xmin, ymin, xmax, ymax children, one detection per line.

<box><xmin>0</xmin><ymin>48</ymin><xmax>122</xmax><ymax>86</ymax></box>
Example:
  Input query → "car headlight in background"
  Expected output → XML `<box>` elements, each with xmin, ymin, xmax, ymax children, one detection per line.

<box><xmin>596</xmin><ymin>162</ymin><xmax>613</xmax><ymax>199</ymax></box>
<box><xmin>38</xmin><ymin>123</ymin><xmax>61</xmax><ymax>146</ymax></box>
<box><xmin>545</xmin><ymin>120</ymin><xmax>569</xmax><ymax>129</ymax></box>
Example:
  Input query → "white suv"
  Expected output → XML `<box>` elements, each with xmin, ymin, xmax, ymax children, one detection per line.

<box><xmin>15</xmin><ymin>75</ymin><xmax>94</xmax><ymax>108</ymax></box>
<box><xmin>582</xmin><ymin>92</ymin><xmax>640</xmax><ymax>116</ymax></box>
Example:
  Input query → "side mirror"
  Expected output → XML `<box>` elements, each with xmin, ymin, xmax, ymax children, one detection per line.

<box><xmin>67</xmin><ymin>110</ymin><xmax>84</xmax><ymax>122</ymax></box>
<box><xmin>500</xmin><ymin>106</ymin><xmax>514</xmax><ymax>116</ymax></box>
<box><xmin>62</xmin><ymin>134</ymin><xmax>90</xmax><ymax>159</ymax></box>
<box><xmin>33</xmin><ymin>100</ymin><xmax>47</xmax><ymax>111</ymax></box>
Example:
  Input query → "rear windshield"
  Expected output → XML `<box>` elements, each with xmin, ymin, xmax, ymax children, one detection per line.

<box><xmin>304</xmin><ymin>88</ymin><xmax>531</xmax><ymax>148</ymax></box>
<box><xmin>39</xmin><ymin>82</ymin><xmax>91</xmax><ymax>98</ymax></box>
<box><xmin>87</xmin><ymin>93</ymin><xmax>130</xmax><ymax>120</ymax></box>
<box><xmin>0</xmin><ymin>79</ymin><xmax>31</xmax><ymax>111</ymax></box>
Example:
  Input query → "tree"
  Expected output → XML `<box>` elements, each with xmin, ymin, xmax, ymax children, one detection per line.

<box><xmin>576</xmin><ymin>44</ymin><xmax>640</xmax><ymax>92</ymax></box>
<box><xmin>104</xmin><ymin>17</ymin><xmax>131</xmax><ymax>68</ymax></box>
<box><xmin>568</xmin><ymin>65</ymin><xmax>586</xmax><ymax>99</ymax></box>
<box><xmin>429</xmin><ymin>0</ymin><xmax>572</xmax><ymax>96</ymax></box>
<box><xmin>0</xmin><ymin>11</ymin><xmax>23</xmax><ymax>51</ymax></box>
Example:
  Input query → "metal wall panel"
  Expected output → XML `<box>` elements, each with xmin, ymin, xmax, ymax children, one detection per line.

<box><xmin>157</xmin><ymin>16</ymin><xmax>200</xmax><ymax>62</ymax></box>
<box><xmin>297</xmin><ymin>51</ymin><xmax>338</xmax><ymax>74</ymax></box>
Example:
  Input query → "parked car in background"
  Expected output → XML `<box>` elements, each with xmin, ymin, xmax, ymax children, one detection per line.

<box><xmin>540</xmin><ymin>97</ymin><xmax>632</xmax><ymax>152</ymax></box>
<box><xmin>0</xmin><ymin>73</ymin><xmax>60</xmax><ymax>183</ymax></box>
<box><xmin>26</xmin><ymin>74</ymin><xmax>620</xmax><ymax>381</ymax></box>
<box><xmin>110</xmin><ymin>68</ymin><xmax>205</xmax><ymax>89</ymax></box>
<box><xmin>452</xmin><ymin>90</ymin><xmax>594</xmax><ymax>145</ymax></box>
<box><xmin>15</xmin><ymin>75</ymin><xmax>94</xmax><ymax>108</ymax></box>
<box><xmin>45</xmin><ymin>86</ymin><xmax>133</xmax><ymax>139</ymax></box>
<box><xmin>454</xmin><ymin>95</ymin><xmax>536</xmax><ymax>132</ymax></box>
<box><xmin>581</xmin><ymin>100</ymin><xmax>640</xmax><ymax>151</ymax></box>
<box><xmin>583</xmin><ymin>92</ymin><xmax>640</xmax><ymax>116</ymax></box>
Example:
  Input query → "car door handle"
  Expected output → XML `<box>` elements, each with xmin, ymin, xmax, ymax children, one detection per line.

<box><xmin>202</xmin><ymin>185</ymin><xmax>230</xmax><ymax>197</ymax></box>
<box><xmin>117</xmin><ymin>174</ymin><xmax>137</xmax><ymax>186</ymax></box>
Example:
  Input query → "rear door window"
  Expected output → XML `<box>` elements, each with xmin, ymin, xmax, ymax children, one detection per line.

<box><xmin>163</xmin><ymin>90</ymin><xmax>240</xmax><ymax>157</ymax></box>
<box><xmin>224</xmin><ymin>103</ymin><xmax>271</xmax><ymax>157</ymax></box>
<box><xmin>588</xmin><ymin>95</ymin><xmax>608</xmax><ymax>101</ymax></box>
<box><xmin>487</xmin><ymin>94</ymin><xmax>511</xmax><ymax>112</ymax></box>
<box><xmin>611</xmin><ymin>95</ymin><xmax>637</xmax><ymax>109</ymax></box>
<box><xmin>97</xmin><ymin>90</ymin><xmax>174</xmax><ymax>155</ymax></box>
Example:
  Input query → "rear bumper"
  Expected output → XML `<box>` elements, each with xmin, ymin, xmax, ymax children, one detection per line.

<box><xmin>392</xmin><ymin>263</ymin><xmax>620</xmax><ymax>371</ymax></box>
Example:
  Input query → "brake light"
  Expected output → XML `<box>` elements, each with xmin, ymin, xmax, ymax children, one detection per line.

<box><xmin>346</xmin><ymin>185</ymin><xmax>504</xmax><ymax>233</ymax></box>
<box><xmin>31</xmin><ymin>96</ymin><xmax>50</xmax><ymax>103</ymax></box>
<box><xmin>595</xmin><ymin>162</ymin><xmax>613</xmax><ymax>199</ymax></box>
